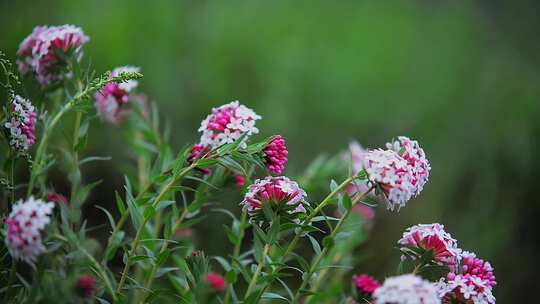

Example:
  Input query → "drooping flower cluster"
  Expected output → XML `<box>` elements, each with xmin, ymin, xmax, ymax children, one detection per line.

<box><xmin>352</xmin><ymin>274</ymin><xmax>380</xmax><ymax>298</ymax></box>
<box><xmin>263</xmin><ymin>135</ymin><xmax>288</xmax><ymax>174</ymax></box>
<box><xmin>76</xmin><ymin>275</ymin><xmax>97</xmax><ymax>298</ymax></box>
<box><xmin>95</xmin><ymin>66</ymin><xmax>141</xmax><ymax>124</ymax></box>
<box><xmin>206</xmin><ymin>272</ymin><xmax>226</xmax><ymax>292</ymax></box>
<box><xmin>387</xmin><ymin>136</ymin><xmax>431</xmax><ymax>196</ymax></box>
<box><xmin>398</xmin><ymin>223</ymin><xmax>462</xmax><ymax>271</ymax></box>
<box><xmin>198</xmin><ymin>100</ymin><xmax>261</xmax><ymax>149</ymax></box>
<box><xmin>4</xmin><ymin>95</ymin><xmax>37</xmax><ymax>152</ymax></box>
<box><xmin>240</xmin><ymin>176</ymin><xmax>308</xmax><ymax>221</ymax></box>
<box><xmin>437</xmin><ymin>251</ymin><xmax>496</xmax><ymax>304</ymax></box>
<box><xmin>17</xmin><ymin>25</ymin><xmax>89</xmax><ymax>86</ymax></box>
<box><xmin>4</xmin><ymin>197</ymin><xmax>55</xmax><ymax>265</ymax></box>
<box><xmin>373</xmin><ymin>274</ymin><xmax>441</xmax><ymax>304</ymax></box>
<box><xmin>363</xmin><ymin>149</ymin><xmax>415</xmax><ymax>210</ymax></box>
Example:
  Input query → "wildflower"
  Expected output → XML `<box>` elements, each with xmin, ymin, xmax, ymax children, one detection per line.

<box><xmin>235</xmin><ymin>175</ymin><xmax>246</xmax><ymax>188</ymax></box>
<box><xmin>17</xmin><ymin>25</ymin><xmax>89</xmax><ymax>86</ymax></box>
<box><xmin>240</xmin><ymin>176</ymin><xmax>308</xmax><ymax>222</ymax></box>
<box><xmin>352</xmin><ymin>274</ymin><xmax>380</xmax><ymax>297</ymax></box>
<box><xmin>363</xmin><ymin>149</ymin><xmax>415</xmax><ymax>210</ymax></box>
<box><xmin>263</xmin><ymin>135</ymin><xmax>288</xmax><ymax>174</ymax></box>
<box><xmin>438</xmin><ymin>273</ymin><xmax>495</xmax><ymax>304</ymax></box>
<box><xmin>198</xmin><ymin>100</ymin><xmax>261</xmax><ymax>149</ymax></box>
<box><xmin>46</xmin><ymin>192</ymin><xmax>69</xmax><ymax>205</ymax></box>
<box><xmin>4</xmin><ymin>197</ymin><xmax>55</xmax><ymax>266</ymax></box>
<box><xmin>387</xmin><ymin>136</ymin><xmax>431</xmax><ymax>196</ymax></box>
<box><xmin>4</xmin><ymin>95</ymin><xmax>37</xmax><ymax>152</ymax></box>
<box><xmin>76</xmin><ymin>275</ymin><xmax>97</xmax><ymax>298</ymax></box>
<box><xmin>206</xmin><ymin>272</ymin><xmax>226</xmax><ymax>292</ymax></box>
<box><xmin>188</xmin><ymin>143</ymin><xmax>211</xmax><ymax>174</ymax></box>
<box><xmin>373</xmin><ymin>274</ymin><xmax>441</xmax><ymax>304</ymax></box>
<box><xmin>95</xmin><ymin>66</ymin><xmax>141</xmax><ymax>124</ymax></box>
<box><xmin>459</xmin><ymin>252</ymin><xmax>496</xmax><ymax>289</ymax></box>
<box><xmin>398</xmin><ymin>223</ymin><xmax>462</xmax><ymax>271</ymax></box>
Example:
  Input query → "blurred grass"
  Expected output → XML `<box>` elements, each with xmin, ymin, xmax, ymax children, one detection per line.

<box><xmin>1</xmin><ymin>0</ymin><xmax>539</xmax><ymax>301</ymax></box>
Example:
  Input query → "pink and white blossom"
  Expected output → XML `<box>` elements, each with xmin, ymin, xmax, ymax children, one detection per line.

<box><xmin>94</xmin><ymin>66</ymin><xmax>141</xmax><ymax>124</ymax></box>
<box><xmin>386</xmin><ymin>136</ymin><xmax>431</xmax><ymax>196</ymax></box>
<box><xmin>198</xmin><ymin>101</ymin><xmax>261</xmax><ymax>149</ymax></box>
<box><xmin>240</xmin><ymin>176</ymin><xmax>307</xmax><ymax>220</ymax></box>
<box><xmin>4</xmin><ymin>197</ymin><xmax>55</xmax><ymax>266</ymax></box>
<box><xmin>398</xmin><ymin>223</ymin><xmax>462</xmax><ymax>271</ymax></box>
<box><xmin>17</xmin><ymin>25</ymin><xmax>89</xmax><ymax>86</ymax></box>
<box><xmin>363</xmin><ymin>149</ymin><xmax>415</xmax><ymax>210</ymax></box>
<box><xmin>437</xmin><ymin>273</ymin><xmax>495</xmax><ymax>304</ymax></box>
<box><xmin>373</xmin><ymin>274</ymin><xmax>441</xmax><ymax>304</ymax></box>
<box><xmin>4</xmin><ymin>95</ymin><xmax>37</xmax><ymax>152</ymax></box>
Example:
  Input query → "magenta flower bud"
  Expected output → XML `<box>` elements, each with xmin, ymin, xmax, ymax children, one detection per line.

<box><xmin>76</xmin><ymin>275</ymin><xmax>97</xmax><ymax>298</ymax></box>
<box><xmin>352</xmin><ymin>274</ymin><xmax>380</xmax><ymax>297</ymax></box>
<box><xmin>17</xmin><ymin>25</ymin><xmax>89</xmax><ymax>86</ymax></box>
<box><xmin>235</xmin><ymin>175</ymin><xmax>246</xmax><ymax>188</ymax></box>
<box><xmin>206</xmin><ymin>272</ymin><xmax>226</xmax><ymax>292</ymax></box>
<box><xmin>4</xmin><ymin>95</ymin><xmax>37</xmax><ymax>152</ymax></box>
<box><xmin>4</xmin><ymin>197</ymin><xmax>54</xmax><ymax>266</ymax></box>
<box><xmin>263</xmin><ymin>135</ymin><xmax>288</xmax><ymax>175</ymax></box>
<box><xmin>46</xmin><ymin>192</ymin><xmax>69</xmax><ymax>205</ymax></box>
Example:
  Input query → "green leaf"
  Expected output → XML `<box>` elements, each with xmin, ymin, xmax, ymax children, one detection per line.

<box><xmin>95</xmin><ymin>205</ymin><xmax>116</xmax><ymax>230</ymax></box>
<box><xmin>307</xmin><ymin>234</ymin><xmax>322</xmax><ymax>255</ymax></box>
<box><xmin>343</xmin><ymin>194</ymin><xmax>352</xmax><ymax>211</ymax></box>
<box><xmin>143</xmin><ymin>205</ymin><xmax>156</xmax><ymax>220</ymax></box>
<box><xmin>322</xmin><ymin>236</ymin><xmax>335</xmax><ymax>249</ymax></box>
<box><xmin>261</xmin><ymin>292</ymin><xmax>288</xmax><ymax>302</ymax></box>
<box><xmin>225</xmin><ymin>269</ymin><xmax>237</xmax><ymax>284</ymax></box>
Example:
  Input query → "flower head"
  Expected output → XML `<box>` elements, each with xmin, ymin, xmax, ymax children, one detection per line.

<box><xmin>438</xmin><ymin>273</ymin><xmax>495</xmax><ymax>304</ymax></box>
<box><xmin>373</xmin><ymin>274</ymin><xmax>441</xmax><ymax>304</ymax></box>
<box><xmin>352</xmin><ymin>274</ymin><xmax>380</xmax><ymax>297</ymax></box>
<box><xmin>4</xmin><ymin>197</ymin><xmax>55</xmax><ymax>266</ymax></box>
<box><xmin>387</xmin><ymin>136</ymin><xmax>431</xmax><ymax>195</ymax></box>
<box><xmin>459</xmin><ymin>252</ymin><xmax>496</xmax><ymax>289</ymax></box>
<box><xmin>4</xmin><ymin>95</ymin><xmax>37</xmax><ymax>152</ymax></box>
<box><xmin>95</xmin><ymin>66</ymin><xmax>141</xmax><ymax>124</ymax></box>
<box><xmin>363</xmin><ymin>149</ymin><xmax>414</xmax><ymax>210</ymax></box>
<box><xmin>398</xmin><ymin>223</ymin><xmax>462</xmax><ymax>271</ymax></box>
<box><xmin>198</xmin><ymin>100</ymin><xmax>261</xmax><ymax>149</ymax></box>
<box><xmin>240</xmin><ymin>176</ymin><xmax>308</xmax><ymax>222</ymax></box>
<box><xmin>264</xmin><ymin>135</ymin><xmax>288</xmax><ymax>174</ymax></box>
<box><xmin>17</xmin><ymin>25</ymin><xmax>89</xmax><ymax>86</ymax></box>
<box><xmin>206</xmin><ymin>272</ymin><xmax>226</xmax><ymax>292</ymax></box>
<box><xmin>76</xmin><ymin>275</ymin><xmax>97</xmax><ymax>298</ymax></box>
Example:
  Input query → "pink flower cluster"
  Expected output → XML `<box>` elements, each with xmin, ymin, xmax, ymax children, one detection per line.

<box><xmin>387</xmin><ymin>136</ymin><xmax>431</xmax><ymax>196</ymax></box>
<box><xmin>4</xmin><ymin>95</ymin><xmax>37</xmax><ymax>152</ymax></box>
<box><xmin>241</xmin><ymin>176</ymin><xmax>307</xmax><ymax>220</ymax></box>
<box><xmin>198</xmin><ymin>100</ymin><xmax>261</xmax><ymax>149</ymax></box>
<box><xmin>363</xmin><ymin>149</ymin><xmax>414</xmax><ymax>210</ymax></box>
<box><xmin>373</xmin><ymin>274</ymin><xmax>440</xmax><ymax>304</ymax></box>
<box><xmin>95</xmin><ymin>66</ymin><xmax>141</xmax><ymax>124</ymax></box>
<box><xmin>398</xmin><ymin>223</ymin><xmax>462</xmax><ymax>271</ymax></box>
<box><xmin>17</xmin><ymin>25</ymin><xmax>89</xmax><ymax>86</ymax></box>
<box><xmin>206</xmin><ymin>272</ymin><xmax>226</xmax><ymax>292</ymax></box>
<box><xmin>76</xmin><ymin>275</ymin><xmax>97</xmax><ymax>298</ymax></box>
<box><xmin>4</xmin><ymin>197</ymin><xmax>55</xmax><ymax>266</ymax></box>
<box><xmin>264</xmin><ymin>135</ymin><xmax>288</xmax><ymax>174</ymax></box>
<box><xmin>437</xmin><ymin>252</ymin><xmax>496</xmax><ymax>304</ymax></box>
<box><xmin>352</xmin><ymin>274</ymin><xmax>380</xmax><ymax>296</ymax></box>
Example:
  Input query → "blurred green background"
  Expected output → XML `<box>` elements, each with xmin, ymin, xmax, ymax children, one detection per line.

<box><xmin>1</xmin><ymin>0</ymin><xmax>539</xmax><ymax>302</ymax></box>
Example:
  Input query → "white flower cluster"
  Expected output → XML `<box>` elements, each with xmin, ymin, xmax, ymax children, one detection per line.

<box><xmin>387</xmin><ymin>136</ymin><xmax>431</xmax><ymax>196</ymax></box>
<box><xmin>436</xmin><ymin>274</ymin><xmax>495</xmax><ymax>304</ymax></box>
<box><xmin>4</xmin><ymin>95</ymin><xmax>37</xmax><ymax>152</ymax></box>
<box><xmin>198</xmin><ymin>100</ymin><xmax>261</xmax><ymax>149</ymax></box>
<box><xmin>111</xmin><ymin>66</ymin><xmax>141</xmax><ymax>92</ymax></box>
<box><xmin>373</xmin><ymin>274</ymin><xmax>441</xmax><ymax>304</ymax></box>
<box><xmin>363</xmin><ymin>149</ymin><xmax>415</xmax><ymax>210</ymax></box>
<box><xmin>5</xmin><ymin>197</ymin><xmax>55</xmax><ymax>266</ymax></box>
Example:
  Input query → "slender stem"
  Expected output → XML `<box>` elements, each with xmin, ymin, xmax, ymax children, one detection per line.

<box><xmin>224</xmin><ymin>211</ymin><xmax>248</xmax><ymax>304</ymax></box>
<box><xmin>294</xmin><ymin>187</ymin><xmax>375</xmax><ymax>303</ymax></box>
<box><xmin>4</xmin><ymin>259</ymin><xmax>17</xmax><ymax>301</ymax></box>
<box><xmin>244</xmin><ymin>243</ymin><xmax>271</xmax><ymax>299</ymax></box>
<box><xmin>116</xmin><ymin>164</ymin><xmax>196</xmax><ymax>295</ymax></box>
<box><xmin>10</xmin><ymin>156</ymin><xmax>15</xmax><ymax>203</ymax></box>
<box><xmin>135</xmin><ymin>131</ymin><xmax>148</xmax><ymax>189</ymax></box>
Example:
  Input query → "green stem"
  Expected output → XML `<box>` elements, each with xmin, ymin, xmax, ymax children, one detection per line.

<box><xmin>116</xmin><ymin>163</ymin><xmax>196</xmax><ymax>295</ymax></box>
<box><xmin>294</xmin><ymin>186</ymin><xmax>374</xmax><ymax>303</ymax></box>
<box><xmin>244</xmin><ymin>243</ymin><xmax>271</xmax><ymax>299</ymax></box>
<box><xmin>224</xmin><ymin>210</ymin><xmax>248</xmax><ymax>304</ymax></box>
